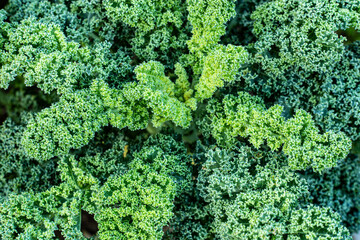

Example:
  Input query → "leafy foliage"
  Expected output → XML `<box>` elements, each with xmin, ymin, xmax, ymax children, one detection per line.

<box><xmin>251</xmin><ymin>0</ymin><xmax>360</xmax><ymax>76</ymax></box>
<box><xmin>0</xmin><ymin>115</ymin><xmax>59</xmax><ymax>197</ymax></box>
<box><xmin>303</xmin><ymin>154</ymin><xmax>360</xmax><ymax>233</ymax></box>
<box><xmin>0</xmin><ymin>13</ymin><xmax>130</xmax><ymax>94</ymax></box>
<box><xmin>197</xmin><ymin>146</ymin><xmax>351</xmax><ymax>239</ymax></box>
<box><xmin>185</xmin><ymin>0</ymin><xmax>249</xmax><ymax>101</ymax></box>
<box><xmin>0</xmin><ymin>0</ymin><xmax>359</xmax><ymax>239</ymax></box>
<box><xmin>0</xmin><ymin>135</ymin><xmax>192</xmax><ymax>239</ymax></box>
<box><xmin>104</xmin><ymin>0</ymin><xmax>189</xmax><ymax>63</ymax></box>
<box><xmin>234</xmin><ymin>0</ymin><xmax>360</xmax><ymax>140</ymax></box>
<box><xmin>200</xmin><ymin>92</ymin><xmax>351</xmax><ymax>172</ymax></box>
<box><xmin>134</xmin><ymin>61</ymin><xmax>193</xmax><ymax>127</ymax></box>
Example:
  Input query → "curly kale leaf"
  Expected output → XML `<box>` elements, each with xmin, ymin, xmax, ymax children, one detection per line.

<box><xmin>197</xmin><ymin>146</ymin><xmax>351</xmax><ymax>239</ymax></box>
<box><xmin>251</xmin><ymin>0</ymin><xmax>360</xmax><ymax>76</ymax></box>
<box><xmin>0</xmin><ymin>116</ymin><xmax>59</xmax><ymax>197</ymax></box>
<box><xmin>240</xmin><ymin>0</ymin><xmax>360</xmax><ymax>140</ymax></box>
<box><xmin>103</xmin><ymin>0</ymin><xmax>190</xmax><ymax>64</ymax></box>
<box><xmin>22</xmin><ymin>59</ymin><xmax>197</xmax><ymax>161</ymax></box>
<box><xmin>21</xmin><ymin>80</ymin><xmax>149</xmax><ymax>161</ymax></box>
<box><xmin>200</xmin><ymin>92</ymin><xmax>351</xmax><ymax>172</ymax></box>
<box><xmin>185</xmin><ymin>0</ymin><xmax>249</xmax><ymax>101</ymax></box>
<box><xmin>302</xmin><ymin>154</ymin><xmax>360</xmax><ymax>233</ymax></box>
<box><xmin>1</xmin><ymin>135</ymin><xmax>192</xmax><ymax>239</ymax></box>
<box><xmin>135</xmin><ymin>61</ymin><xmax>193</xmax><ymax>127</ymax></box>
<box><xmin>194</xmin><ymin>44</ymin><xmax>248</xmax><ymax>101</ymax></box>
<box><xmin>0</xmin><ymin>14</ymin><xmax>132</xmax><ymax>94</ymax></box>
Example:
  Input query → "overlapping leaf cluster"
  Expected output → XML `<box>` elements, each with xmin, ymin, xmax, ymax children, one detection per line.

<box><xmin>197</xmin><ymin>147</ymin><xmax>350</xmax><ymax>239</ymax></box>
<box><xmin>0</xmin><ymin>0</ymin><xmax>359</xmax><ymax>239</ymax></box>
<box><xmin>200</xmin><ymin>92</ymin><xmax>351</xmax><ymax>172</ymax></box>
<box><xmin>0</xmin><ymin>134</ymin><xmax>192</xmax><ymax>239</ymax></box>
<box><xmin>241</xmin><ymin>0</ymin><xmax>360</xmax><ymax>140</ymax></box>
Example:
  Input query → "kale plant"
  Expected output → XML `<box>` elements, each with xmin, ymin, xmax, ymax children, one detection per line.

<box><xmin>0</xmin><ymin>0</ymin><xmax>359</xmax><ymax>239</ymax></box>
